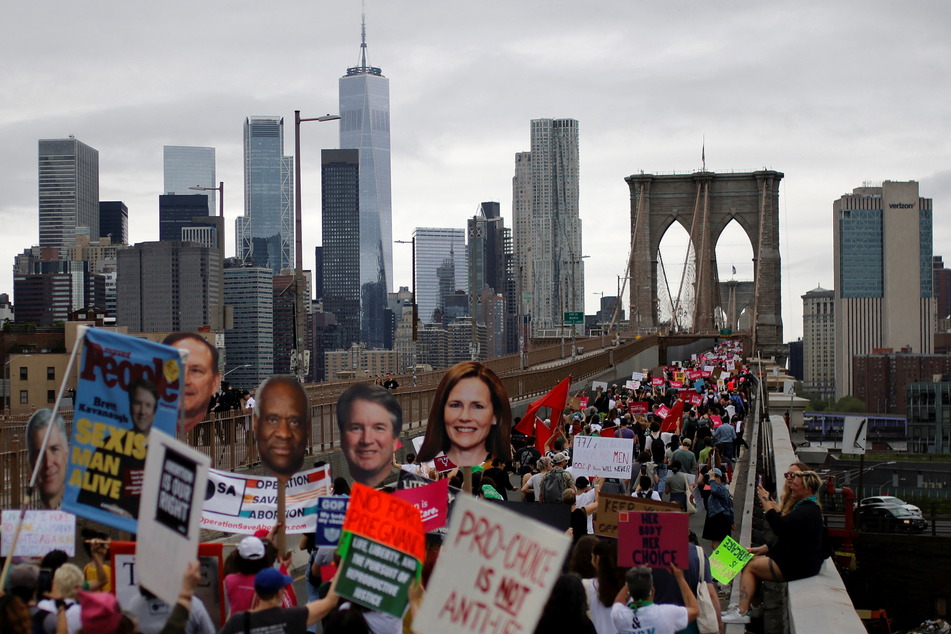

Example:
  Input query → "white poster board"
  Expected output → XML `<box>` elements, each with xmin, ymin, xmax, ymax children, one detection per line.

<box><xmin>591</xmin><ymin>380</ymin><xmax>608</xmax><ymax>392</ymax></box>
<box><xmin>569</xmin><ymin>436</ymin><xmax>634</xmax><ymax>478</ymax></box>
<box><xmin>135</xmin><ymin>430</ymin><xmax>210</xmax><ymax>605</ymax></box>
<box><xmin>414</xmin><ymin>495</ymin><xmax>570</xmax><ymax>634</ymax></box>
<box><xmin>1</xmin><ymin>510</ymin><xmax>75</xmax><ymax>556</ymax></box>
<box><xmin>842</xmin><ymin>416</ymin><xmax>868</xmax><ymax>455</ymax></box>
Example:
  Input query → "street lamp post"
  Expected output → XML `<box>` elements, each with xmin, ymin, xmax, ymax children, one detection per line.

<box><xmin>188</xmin><ymin>182</ymin><xmax>225</xmax><ymax>218</ymax></box>
<box><xmin>292</xmin><ymin>110</ymin><xmax>340</xmax><ymax>383</ymax></box>
<box><xmin>223</xmin><ymin>364</ymin><xmax>252</xmax><ymax>379</ymax></box>
<box><xmin>395</xmin><ymin>238</ymin><xmax>417</xmax><ymax>386</ymax></box>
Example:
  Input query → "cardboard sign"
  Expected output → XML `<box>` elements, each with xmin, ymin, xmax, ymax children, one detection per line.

<box><xmin>63</xmin><ymin>328</ymin><xmax>182</xmax><ymax>533</ymax></box>
<box><xmin>136</xmin><ymin>431</ymin><xmax>210</xmax><ymax>606</ymax></box>
<box><xmin>111</xmin><ymin>541</ymin><xmax>226</xmax><ymax>628</ymax></box>
<box><xmin>709</xmin><ymin>536</ymin><xmax>754</xmax><ymax>583</ymax></box>
<box><xmin>570</xmin><ymin>436</ymin><xmax>634</xmax><ymax>478</ymax></box>
<box><xmin>336</xmin><ymin>532</ymin><xmax>420</xmax><ymax>617</ymax></box>
<box><xmin>393</xmin><ymin>477</ymin><xmax>449</xmax><ymax>532</ymax></box>
<box><xmin>1</xmin><ymin>510</ymin><xmax>75</xmax><ymax>556</ymax></box>
<box><xmin>344</xmin><ymin>483</ymin><xmax>426</xmax><ymax>562</ymax></box>
<box><xmin>200</xmin><ymin>465</ymin><xmax>331</xmax><ymax>534</ymax></box>
<box><xmin>618</xmin><ymin>511</ymin><xmax>690</xmax><ymax>569</ymax></box>
<box><xmin>414</xmin><ymin>495</ymin><xmax>571</xmax><ymax>634</ymax></box>
<box><xmin>315</xmin><ymin>496</ymin><xmax>350</xmax><ymax>547</ymax></box>
<box><xmin>594</xmin><ymin>492</ymin><xmax>680</xmax><ymax>538</ymax></box>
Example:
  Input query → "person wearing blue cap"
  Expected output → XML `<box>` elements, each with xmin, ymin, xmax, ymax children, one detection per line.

<box><xmin>218</xmin><ymin>567</ymin><xmax>339</xmax><ymax>633</ymax></box>
<box><xmin>701</xmin><ymin>467</ymin><xmax>734</xmax><ymax>553</ymax></box>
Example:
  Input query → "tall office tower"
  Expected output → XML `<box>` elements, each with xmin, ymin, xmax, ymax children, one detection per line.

<box><xmin>512</xmin><ymin>119</ymin><xmax>583</xmax><ymax>335</ymax></box>
<box><xmin>321</xmin><ymin>149</ymin><xmax>362</xmax><ymax>349</ymax></box>
<box><xmin>833</xmin><ymin>181</ymin><xmax>935</xmax><ymax>398</ymax></box>
<box><xmin>116</xmin><ymin>241</ymin><xmax>220</xmax><ymax>332</ymax></box>
<box><xmin>467</xmin><ymin>202</ymin><xmax>517</xmax><ymax>357</ymax></box>
<box><xmin>272</xmin><ymin>272</ymin><xmax>313</xmax><ymax>377</ymax></box>
<box><xmin>236</xmin><ymin>117</ymin><xmax>294</xmax><ymax>274</ymax></box>
<box><xmin>224</xmin><ymin>265</ymin><xmax>274</xmax><ymax>388</ymax></box>
<box><xmin>339</xmin><ymin>17</ymin><xmax>392</xmax><ymax>333</ymax></box>
<box><xmin>159</xmin><ymin>194</ymin><xmax>210</xmax><ymax>241</ymax></box>
<box><xmin>163</xmin><ymin>146</ymin><xmax>216</xmax><ymax>216</ymax></box>
<box><xmin>801</xmin><ymin>286</ymin><xmax>835</xmax><ymax>401</ymax></box>
<box><xmin>414</xmin><ymin>228</ymin><xmax>467</xmax><ymax>325</ymax></box>
<box><xmin>38</xmin><ymin>137</ymin><xmax>99</xmax><ymax>250</ymax></box>
<box><xmin>99</xmin><ymin>201</ymin><xmax>128</xmax><ymax>244</ymax></box>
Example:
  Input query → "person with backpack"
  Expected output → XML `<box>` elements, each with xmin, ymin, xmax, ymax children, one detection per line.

<box><xmin>540</xmin><ymin>453</ymin><xmax>574</xmax><ymax>503</ymax></box>
<box><xmin>632</xmin><ymin>474</ymin><xmax>662</xmax><ymax>501</ymax></box>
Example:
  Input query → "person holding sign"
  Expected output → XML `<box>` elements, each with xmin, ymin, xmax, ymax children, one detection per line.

<box><xmin>337</xmin><ymin>383</ymin><xmax>402</xmax><ymax>488</ymax></box>
<box><xmin>218</xmin><ymin>568</ymin><xmax>340</xmax><ymax>633</ymax></box>
<box><xmin>722</xmin><ymin>468</ymin><xmax>826</xmax><ymax>625</ymax></box>
<box><xmin>26</xmin><ymin>409</ymin><xmax>69</xmax><ymax>509</ymax></box>
<box><xmin>253</xmin><ymin>376</ymin><xmax>309</xmax><ymax>481</ymax></box>
<box><xmin>417</xmin><ymin>361</ymin><xmax>512</xmax><ymax>467</ymax></box>
<box><xmin>612</xmin><ymin>565</ymin><xmax>698</xmax><ymax>634</ymax></box>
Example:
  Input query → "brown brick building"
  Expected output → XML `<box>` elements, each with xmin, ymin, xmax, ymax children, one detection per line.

<box><xmin>852</xmin><ymin>352</ymin><xmax>951</xmax><ymax>414</ymax></box>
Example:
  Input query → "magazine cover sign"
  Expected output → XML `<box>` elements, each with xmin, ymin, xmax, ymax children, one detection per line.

<box><xmin>62</xmin><ymin>329</ymin><xmax>182</xmax><ymax>533</ymax></box>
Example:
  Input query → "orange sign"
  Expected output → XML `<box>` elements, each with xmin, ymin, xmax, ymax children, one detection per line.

<box><xmin>343</xmin><ymin>483</ymin><xmax>425</xmax><ymax>562</ymax></box>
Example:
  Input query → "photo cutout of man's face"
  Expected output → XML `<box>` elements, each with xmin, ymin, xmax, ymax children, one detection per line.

<box><xmin>253</xmin><ymin>377</ymin><xmax>308</xmax><ymax>481</ymax></box>
<box><xmin>341</xmin><ymin>399</ymin><xmax>398</xmax><ymax>488</ymax></box>
<box><xmin>163</xmin><ymin>334</ymin><xmax>221</xmax><ymax>433</ymax></box>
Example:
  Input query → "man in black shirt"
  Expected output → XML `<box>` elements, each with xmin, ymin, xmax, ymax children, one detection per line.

<box><xmin>219</xmin><ymin>568</ymin><xmax>338</xmax><ymax>633</ymax></box>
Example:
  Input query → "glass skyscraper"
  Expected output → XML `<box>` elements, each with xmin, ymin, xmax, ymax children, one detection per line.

<box><xmin>163</xmin><ymin>146</ymin><xmax>216</xmax><ymax>216</ymax></box>
<box><xmin>38</xmin><ymin>137</ymin><xmax>99</xmax><ymax>250</ymax></box>
<box><xmin>414</xmin><ymin>228</ymin><xmax>467</xmax><ymax>325</ymax></box>
<box><xmin>339</xmin><ymin>19</ymin><xmax>391</xmax><ymax>348</ymax></box>
<box><xmin>237</xmin><ymin>117</ymin><xmax>294</xmax><ymax>274</ymax></box>
<box><xmin>321</xmin><ymin>149</ymin><xmax>362</xmax><ymax>349</ymax></box>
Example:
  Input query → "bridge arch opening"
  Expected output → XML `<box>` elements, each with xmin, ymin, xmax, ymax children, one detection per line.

<box><xmin>657</xmin><ymin>219</ymin><xmax>694</xmax><ymax>331</ymax></box>
<box><xmin>715</xmin><ymin>219</ymin><xmax>755</xmax><ymax>332</ymax></box>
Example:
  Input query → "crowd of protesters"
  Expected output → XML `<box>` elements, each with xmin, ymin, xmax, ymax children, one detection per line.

<box><xmin>1</xmin><ymin>341</ymin><xmax>832</xmax><ymax>634</ymax></box>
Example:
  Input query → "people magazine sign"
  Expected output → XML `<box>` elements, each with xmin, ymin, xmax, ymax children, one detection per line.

<box><xmin>62</xmin><ymin>328</ymin><xmax>182</xmax><ymax>533</ymax></box>
<box><xmin>200</xmin><ymin>465</ymin><xmax>332</xmax><ymax>534</ymax></box>
<box><xmin>414</xmin><ymin>494</ymin><xmax>571</xmax><ymax>634</ymax></box>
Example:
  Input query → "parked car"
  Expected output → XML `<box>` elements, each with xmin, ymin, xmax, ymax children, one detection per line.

<box><xmin>858</xmin><ymin>505</ymin><xmax>928</xmax><ymax>533</ymax></box>
<box><xmin>859</xmin><ymin>496</ymin><xmax>922</xmax><ymax>518</ymax></box>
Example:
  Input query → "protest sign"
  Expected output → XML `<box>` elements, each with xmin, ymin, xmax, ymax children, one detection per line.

<box><xmin>651</xmin><ymin>376</ymin><xmax>666</xmax><ymax>387</ymax></box>
<box><xmin>618</xmin><ymin>511</ymin><xmax>690</xmax><ymax>569</ymax></box>
<box><xmin>578</xmin><ymin>396</ymin><xmax>589</xmax><ymax>410</ymax></box>
<box><xmin>111</xmin><ymin>541</ymin><xmax>226</xmax><ymax>628</ymax></box>
<box><xmin>136</xmin><ymin>431</ymin><xmax>210</xmax><ymax>605</ymax></box>
<box><xmin>655</xmin><ymin>404</ymin><xmax>670</xmax><ymax>419</ymax></box>
<box><xmin>592</xmin><ymin>380</ymin><xmax>608</xmax><ymax>392</ymax></box>
<box><xmin>710</xmin><ymin>415</ymin><xmax>722</xmax><ymax>427</ymax></box>
<box><xmin>336</xmin><ymin>483</ymin><xmax>425</xmax><ymax>617</ymax></box>
<box><xmin>397</xmin><ymin>471</ymin><xmax>458</xmax><ymax>535</ymax></box>
<box><xmin>594</xmin><ymin>492</ymin><xmax>680</xmax><ymax>539</ymax></box>
<box><xmin>62</xmin><ymin>328</ymin><xmax>182</xmax><ymax>533</ymax></box>
<box><xmin>1</xmin><ymin>510</ymin><xmax>75</xmax><ymax>556</ymax></box>
<box><xmin>570</xmin><ymin>436</ymin><xmax>634</xmax><ymax>478</ymax></box>
<box><xmin>631</xmin><ymin>371</ymin><xmax>646</xmax><ymax>381</ymax></box>
<box><xmin>433</xmin><ymin>455</ymin><xmax>457</xmax><ymax>473</ymax></box>
<box><xmin>624</xmin><ymin>380</ymin><xmax>638</xmax><ymax>390</ymax></box>
<box><xmin>414</xmin><ymin>495</ymin><xmax>571</xmax><ymax>634</ymax></box>
<box><xmin>393</xmin><ymin>477</ymin><xmax>449</xmax><ymax>532</ymax></box>
<box><xmin>687</xmin><ymin>370</ymin><xmax>702</xmax><ymax>381</ymax></box>
<box><xmin>200</xmin><ymin>465</ymin><xmax>331</xmax><ymax>534</ymax></box>
<box><xmin>315</xmin><ymin>496</ymin><xmax>349</xmax><ymax>547</ymax></box>
<box><xmin>629</xmin><ymin>401</ymin><xmax>649</xmax><ymax>414</ymax></box>
<box><xmin>709</xmin><ymin>536</ymin><xmax>754</xmax><ymax>583</ymax></box>
<box><xmin>669</xmin><ymin>380</ymin><xmax>684</xmax><ymax>389</ymax></box>
<box><xmin>688</xmin><ymin>392</ymin><xmax>704</xmax><ymax>406</ymax></box>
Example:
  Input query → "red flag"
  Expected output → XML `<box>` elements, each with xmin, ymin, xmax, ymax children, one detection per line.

<box><xmin>534</xmin><ymin>418</ymin><xmax>553</xmax><ymax>451</ymax></box>
<box><xmin>514</xmin><ymin>414</ymin><xmax>535</xmax><ymax>436</ymax></box>
<box><xmin>599</xmin><ymin>426</ymin><xmax>620</xmax><ymax>438</ymax></box>
<box><xmin>660</xmin><ymin>400</ymin><xmax>684</xmax><ymax>434</ymax></box>
<box><xmin>519</xmin><ymin>376</ymin><xmax>572</xmax><ymax>437</ymax></box>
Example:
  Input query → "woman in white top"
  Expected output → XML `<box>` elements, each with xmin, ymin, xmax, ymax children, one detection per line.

<box><xmin>585</xmin><ymin>539</ymin><xmax>626</xmax><ymax>634</ymax></box>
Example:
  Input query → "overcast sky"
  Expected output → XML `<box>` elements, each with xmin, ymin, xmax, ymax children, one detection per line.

<box><xmin>2</xmin><ymin>0</ymin><xmax>949</xmax><ymax>343</ymax></box>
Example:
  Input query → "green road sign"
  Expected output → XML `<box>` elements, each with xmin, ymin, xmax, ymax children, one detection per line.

<box><xmin>563</xmin><ymin>311</ymin><xmax>584</xmax><ymax>325</ymax></box>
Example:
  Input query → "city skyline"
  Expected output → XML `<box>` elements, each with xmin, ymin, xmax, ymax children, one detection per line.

<box><xmin>2</xmin><ymin>2</ymin><xmax>949</xmax><ymax>342</ymax></box>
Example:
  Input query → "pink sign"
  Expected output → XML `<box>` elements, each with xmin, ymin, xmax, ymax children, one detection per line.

<box><xmin>651</xmin><ymin>377</ymin><xmax>666</xmax><ymax>387</ymax></box>
<box><xmin>710</xmin><ymin>415</ymin><xmax>723</xmax><ymax>427</ymax></box>
<box><xmin>655</xmin><ymin>404</ymin><xmax>670</xmax><ymax>419</ymax></box>
<box><xmin>618</xmin><ymin>511</ymin><xmax>690</xmax><ymax>569</ymax></box>
<box><xmin>578</xmin><ymin>397</ymin><xmax>589</xmax><ymax>410</ymax></box>
<box><xmin>669</xmin><ymin>380</ymin><xmax>684</xmax><ymax>389</ymax></box>
<box><xmin>688</xmin><ymin>393</ymin><xmax>704</xmax><ymax>406</ymax></box>
<box><xmin>393</xmin><ymin>478</ymin><xmax>449</xmax><ymax>532</ymax></box>
<box><xmin>687</xmin><ymin>370</ymin><xmax>702</xmax><ymax>381</ymax></box>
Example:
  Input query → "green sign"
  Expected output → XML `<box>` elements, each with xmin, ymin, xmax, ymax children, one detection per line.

<box><xmin>563</xmin><ymin>311</ymin><xmax>584</xmax><ymax>325</ymax></box>
<box><xmin>335</xmin><ymin>532</ymin><xmax>419</xmax><ymax>617</ymax></box>
<box><xmin>709</xmin><ymin>535</ymin><xmax>754</xmax><ymax>583</ymax></box>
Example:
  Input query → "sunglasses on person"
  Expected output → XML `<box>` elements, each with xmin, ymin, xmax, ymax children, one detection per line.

<box><xmin>783</xmin><ymin>470</ymin><xmax>816</xmax><ymax>480</ymax></box>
